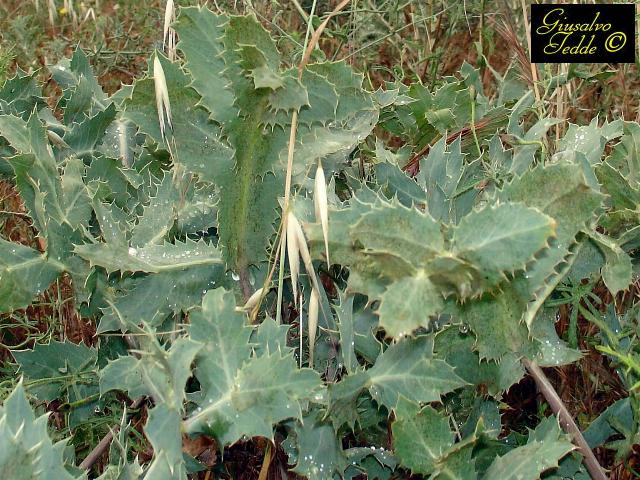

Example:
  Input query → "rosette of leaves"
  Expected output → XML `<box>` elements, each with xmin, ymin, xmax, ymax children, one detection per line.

<box><xmin>308</xmin><ymin>69</ymin><xmax>634</xmax><ymax>359</ymax></box>
<box><xmin>1</xmin><ymin>5</ymin><xmax>637</xmax><ymax>480</ymax></box>
<box><xmin>98</xmin><ymin>288</ymin><xmax>323</xmax><ymax>478</ymax></box>
<box><xmin>306</xmin><ymin>171</ymin><xmax>562</xmax><ymax>341</ymax></box>
<box><xmin>304</xmin><ymin>71</ymin><xmax>637</xmax><ymax>477</ymax></box>
<box><xmin>0</xmin><ymin>56</ymin><xmax>114</xmax><ymax>313</ymax></box>
<box><xmin>0</xmin><ymin>48</ymin><xmax>228</xmax><ymax>332</ymax></box>
<box><xmin>0</xmin><ymin>6</ymin><xmax>380</xmax><ymax>477</ymax></box>
<box><xmin>0</xmin><ymin>8</ymin><xmax>379</xmax><ymax>324</ymax></box>
<box><xmin>120</xmin><ymin>7</ymin><xmax>378</xmax><ymax>290</ymax></box>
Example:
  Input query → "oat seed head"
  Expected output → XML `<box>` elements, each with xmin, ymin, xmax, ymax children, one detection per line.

<box><xmin>314</xmin><ymin>160</ymin><xmax>330</xmax><ymax>266</ymax></box>
<box><xmin>290</xmin><ymin>211</ymin><xmax>322</xmax><ymax>302</ymax></box>
<box><xmin>163</xmin><ymin>0</ymin><xmax>177</xmax><ymax>60</ymax></box>
<box><xmin>153</xmin><ymin>54</ymin><xmax>173</xmax><ymax>140</ymax></box>
<box><xmin>286</xmin><ymin>211</ymin><xmax>301</xmax><ymax>307</ymax></box>
<box><xmin>242</xmin><ymin>287</ymin><xmax>264</xmax><ymax>311</ymax></box>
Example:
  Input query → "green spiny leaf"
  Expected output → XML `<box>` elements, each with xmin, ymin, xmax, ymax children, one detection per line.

<box><xmin>188</xmin><ymin>288</ymin><xmax>252</xmax><ymax>405</ymax></box>
<box><xmin>144</xmin><ymin>404</ymin><xmax>186</xmax><ymax>480</ymax></box>
<box><xmin>498</xmin><ymin>162</ymin><xmax>604</xmax><ymax>328</ymax></box>
<box><xmin>596</xmin><ymin>161</ymin><xmax>640</xmax><ymax>212</ymax></box>
<box><xmin>557</xmin><ymin>117</ymin><xmax>622</xmax><ymax>166</ymax></box>
<box><xmin>130</xmin><ymin>173</ymin><xmax>179</xmax><ymax>246</ymax></box>
<box><xmin>251</xmin><ymin>316</ymin><xmax>291</xmax><ymax>357</ymax></box>
<box><xmin>50</xmin><ymin>47</ymin><xmax>106</xmax><ymax>104</ymax></box>
<box><xmin>61</xmin><ymin>157</ymin><xmax>92</xmax><ymax>229</ymax></box>
<box><xmin>606</xmin><ymin>120</ymin><xmax>640</xmax><ymax>184</ymax></box>
<box><xmin>416</xmin><ymin>138</ymin><xmax>467</xmax><ymax>223</ymax></box>
<box><xmin>434</xmin><ymin>326</ymin><xmax>524</xmax><ymax>395</ymax></box>
<box><xmin>328</xmin><ymin>337</ymin><xmax>465</xmax><ymax>416</ymax></box>
<box><xmin>63</xmin><ymin>103</ymin><xmax>117</xmax><ymax>156</ymax></box>
<box><xmin>98</xmin><ymin>263</ymin><xmax>223</xmax><ymax>332</ymax></box>
<box><xmin>376</xmin><ymin>272</ymin><xmax>443</xmax><ymax>337</ymax></box>
<box><xmin>13</xmin><ymin>340</ymin><xmax>97</xmax><ymax>402</ymax></box>
<box><xmin>123</xmin><ymin>53</ymin><xmax>234</xmax><ymax>185</ymax></box>
<box><xmin>509</xmin><ymin>117</ymin><xmax>561</xmax><ymax>175</ymax></box>
<box><xmin>101</xmin><ymin>337</ymin><xmax>200</xmax><ymax>410</ymax></box>
<box><xmin>0</xmin><ymin>114</ymin><xmax>64</xmax><ymax>230</ymax></box>
<box><xmin>590</xmin><ymin>231</ymin><xmax>632</xmax><ymax>295</ymax></box>
<box><xmin>74</xmin><ymin>238</ymin><xmax>222</xmax><ymax>274</ymax></box>
<box><xmin>59</xmin><ymin>75</ymin><xmax>95</xmax><ymax>125</ymax></box>
<box><xmin>367</xmin><ymin>338</ymin><xmax>466</xmax><ymax>409</ymax></box>
<box><xmin>350</xmin><ymin>200</ymin><xmax>443</xmax><ymax>267</ymax></box>
<box><xmin>0</xmin><ymin>69</ymin><xmax>43</xmax><ymax>118</ymax></box>
<box><xmin>184</xmin><ymin>290</ymin><xmax>323</xmax><ymax>445</ymax></box>
<box><xmin>0</xmin><ymin>239</ymin><xmax>63</xmax><ymax>312</ymax></box>
<box><xmin>451</xmin><ymin>202</ymin><xmax>556</xmax><ymax>288</ymax></box>
<box><xmin>336</xmin><ymin>293</ymin><xmax>358</xmax><ymax>374</ymax></box>
<box><xmin>482</xmin><ymin>417</ymin><xmax>574</xmax><ymax>480</ymax></box>
<box><xmin>175</xmin><ymin>182</ymin><xmax>218</xmax><ymax>234</ymax></box>
<box><xmin>529</xmin><ymin>308</ymin><xmax>582</xmax><ymax>367</ymax></box>
<box><xmin>0</xmin><ymin>383</ymin><xmax>79</xmax><ymax>479</ymax></box>
<box><xmin>174</xmin><ymin>9</ymin><xmax>236</xmax><ymax>124</ymax></box>
<box><xmin>375</xmin><ymin>161</ymin><xmax>426</xmax><ymax>208</ymax></box>
<box><xmin>99</xmin><ymin>356</ymin><xmax>149</xmax><ymax>399</ymax></box>
<box><xmin>392</xmin><ymin>397</ymin><xmax>454</xmax><ymax>476</ymax></box>
<box><xmin>292</xmin><ymin>411</ymin><xmax>347</xmax><ymax>479</ymax></box>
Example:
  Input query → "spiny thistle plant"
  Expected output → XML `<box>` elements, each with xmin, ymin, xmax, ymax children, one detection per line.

<box><xmin>0</xmin><ymin>5</ymin><xmax>638</xmax><ymax>480</ymax></box>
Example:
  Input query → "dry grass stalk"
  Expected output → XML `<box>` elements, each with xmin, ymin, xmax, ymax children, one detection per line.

<box><xmin>47</xmin><ymin>0</ymin><xmax>57</xmax><ymax>26</ymax></box>
<box><xmin>492</xmin><ymin>19</ymin><xmax>532</xmax><ymax>86</ymax></box>
<box><xmin>261</xmin><ymin>0</ymin><xmax>352</xmax><ymax>324</ymax></box>
<box><xmin>518</xmin><ymin>0</ymin><xmax>541</xmax><ymax>104</ymax></box>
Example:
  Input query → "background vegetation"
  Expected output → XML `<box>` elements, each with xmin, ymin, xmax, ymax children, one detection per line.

<box><xmin>1</xmin><ymin>0</ymin><xmax>640</xmax><ymax>478</ymax></box>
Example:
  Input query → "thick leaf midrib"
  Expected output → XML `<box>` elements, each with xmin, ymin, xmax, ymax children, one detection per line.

<box><xmin>235</xmin><ymin>377</ymin><xmax>309</xmax><ymax>398</ymax></box>
<box><xmin>134</xmin><ymin>255</ymin><xmax>223</xmax><ymax>273</ymax></box>
<box><xmin>208</xmin><ymin>320</ymin><xmax>240</xmax><ymax>397</ymax></box>
<box><xmin>222</xmin><ymin>96</ymin><xmax>270</xmax><ymax>272</ymax></box>
<box><xmin>371</xmin><ymin>365</ymin><xmax>443</xmax><ymax>385</ymax></box>
<box><xmin>144</xmin><ymin>225</ymin><xmax>172</xmax><ymax>246</ymax></box>
<box><xmin>183</xmin><ymin>391</ymin><xmax>232</xmax><ymax>431</ymax></box>
<box><xmin>62</xmin><ymin>181</ymin><xmax>88</xmax><ymax>226</ymax></box>
<box><xmin>3</xmin><ymin>255</ymin><xmax>44</xmax><ymax>273</ymax></box>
